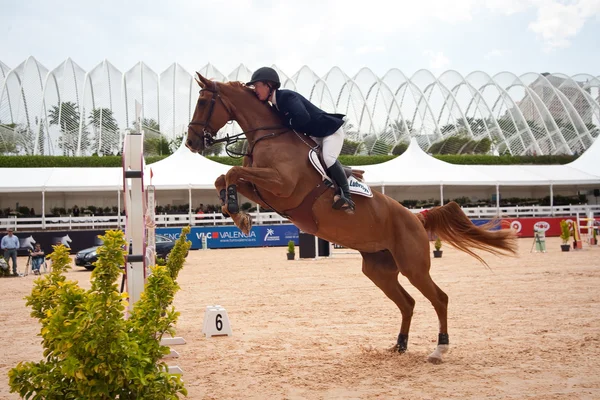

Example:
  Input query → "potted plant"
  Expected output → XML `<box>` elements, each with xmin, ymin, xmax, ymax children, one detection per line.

<box><xmin>560</xmin><ymin>220</ymin><xmax>571</xmax><ymax>252</ymax></box>
<box><xmin>287</xmin><ymin>240</ymin><xmax>295</xmax><ymax>260</ymax></box>
<box><xmin>591</xmin><ymin>227</ymin><xmax>598</xmax><ymax>245</ymax></box>
<box><xmin>433</xmin><ymin>237</ymin><xmax>443</xmax><ymax>258</ymax></box>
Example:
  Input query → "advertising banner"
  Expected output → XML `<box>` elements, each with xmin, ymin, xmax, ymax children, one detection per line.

<box><xmin>0</xmin><ymin>230</ymin><xmax>106</xmax><ymax>256</ymax></box>
<box><xmin>2</xmin><ymin>218</ymin><xmax>579</xmax><ymax>256</ymax></box>
<box><xmin>472</xmin><ymin>217</ymin><xmax>572</xmax><ymax>238</ymax></box>
<box><xmin>156</xmin><ymin>224</ymin><xmax>299</xmax><ymax>249</ymax></box>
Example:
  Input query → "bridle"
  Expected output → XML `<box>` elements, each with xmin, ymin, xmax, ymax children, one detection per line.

<box><xmin>187</xmin><ymin>84</ymin><xmax>288</xmax><ymax>158</ymax></box>
<box><xmin>187</xmin><ymin>87</ymin><xmax>231</xmax><ymax>150</ymax></box>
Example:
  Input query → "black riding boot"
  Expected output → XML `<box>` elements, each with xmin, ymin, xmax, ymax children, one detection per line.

<box><xmin>327</xmin><ymin>160</ymin><xmax>355</xmax><ymax>212</ymax></box>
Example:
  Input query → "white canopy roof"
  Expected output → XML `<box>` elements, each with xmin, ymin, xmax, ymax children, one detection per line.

<box><xmin>0</xmin><ymin>138</ymin><xmax>599</xmax><ymax>193</ymax></box>
<box><xmin>361</xmin><ymin>139</ymin><xmax>495</xmax><ymax>186</ymax></box>
<box><xmin>0</xmin><ymin>168</ymin><xmax>55</xmax><ymax>192</ymax></box>
<box><xmin>360</xmin><ymin>138</ymin><xmax>600</xmax><ymax>187</ymax></box>
<box><xmin>148</xmin><ymin>145</ymin><xmax>232</xmax><ymax>190</ymax></box>
<box><xmin>44</xmin><ymin>167</ymin><xmax>122</xmax><ymax>192</ymax></box>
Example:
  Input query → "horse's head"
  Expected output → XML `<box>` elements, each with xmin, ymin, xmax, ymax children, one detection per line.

<box><xmin>186</xmin><ymin>72</ymin><xmax>234</xmax><ymax>153</ymax></box>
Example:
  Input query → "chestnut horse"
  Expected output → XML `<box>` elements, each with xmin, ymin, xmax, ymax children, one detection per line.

<box><xmin>186</xmin><ymin>73</ymin><xmax>517</xmax><ymax>363</ymax></box>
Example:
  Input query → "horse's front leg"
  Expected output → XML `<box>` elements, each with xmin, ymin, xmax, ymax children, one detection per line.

<box><xmin>216</xmin><ymin>170</ymin><xmax>280</xmax><ymax>235</ymax></box>
<box><xmin>224</xmin><ymin>166</ymin><xmax>294</xmax><ymax>233</ymax></box>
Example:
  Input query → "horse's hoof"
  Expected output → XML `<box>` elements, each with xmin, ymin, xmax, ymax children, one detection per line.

<box><xmin>427</xmin><ymin>344</ymin><xmax>449</xmax><ymax>364</ymax></box>
<box><xmin>240</xmin><ymin>213</ymin><xmax>252</xmax><ymax>235</ymax></box>
<box><xmin>427</xmin><ymin>355</ymin><xmax>443</xmax><ymax>364</ymax></box>
<box><xmin>221</xmin><ymin>206</ymin><xmax>230</xmax><ymax>218</ymax></box>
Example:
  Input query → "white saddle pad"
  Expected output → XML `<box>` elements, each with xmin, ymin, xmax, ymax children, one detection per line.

<box><xmin>308</xmin><ymin>149</ymin><xmax>373</xmax><ymax>198</ymax></box>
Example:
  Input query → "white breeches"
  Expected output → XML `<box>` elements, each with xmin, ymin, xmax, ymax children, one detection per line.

<box><xmin>311</xmin><ymin>127</ymin><xmax>345</xmax><ymax>168</ymax></box>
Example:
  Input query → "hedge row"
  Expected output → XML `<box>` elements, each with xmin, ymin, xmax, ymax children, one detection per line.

<box><xmin>0</xmin><ymin>153</ymin><xmax>578</xmax><ymax>168</ymax></box>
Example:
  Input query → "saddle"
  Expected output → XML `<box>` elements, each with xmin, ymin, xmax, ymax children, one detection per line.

<box><xmin>281</xmin><ymin>146</ymin><xmax>372</xmax><ymax>235</ymax></box>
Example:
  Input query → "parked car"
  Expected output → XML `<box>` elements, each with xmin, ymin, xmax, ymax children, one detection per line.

<box><xmin>75</xmin><ymin>235</ymin><xmax>179</xmax><ymax>270</ymax></box>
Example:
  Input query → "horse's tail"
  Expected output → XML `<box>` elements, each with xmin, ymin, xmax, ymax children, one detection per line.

<box><xmin>417</xmin><ymin>201</ymin><xmax>517</xmax><ymax>267</ymax></box>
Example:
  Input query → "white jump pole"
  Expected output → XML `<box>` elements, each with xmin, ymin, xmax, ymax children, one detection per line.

<box><xmin>122</xmin><ymin>130</ymin><xmax>146</xmax><ymax>310</ymax></box>
<box><xmin>146</xmin><ymin>182</ymin><xmax>156</xmax><ymax>268</ymax></box>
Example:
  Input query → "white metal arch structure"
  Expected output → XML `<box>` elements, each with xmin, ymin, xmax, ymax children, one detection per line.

<box><xmin>405</xmin><ymin>70</ymin><xmax>444</xmax><ymax>145</ymax></box>
<box><xmin>468</xmin><ymin>71</ymin><xmax>535</xmax><ymax>155</ymax></box>
<box><xmin>500</xmin><ymin>72</ymin><xmax>567</xmax><ymax>154</ymax></box>
<box><xmin>2</xmin><ymin>58</ymin><xmax>600</xmax><ymax>156</ymax></box>
<box><xmin>573</xmin><ymin>74</ymin><xmax>600</xmax><ymax>139</ymax></box>
<box><xmin>0</xmin><ymin>57</ymin><xmax>48</xmax><ymax>155</ymax></box>
<box><xmin>381</xmin><ymin>69</ymin><xmax>418</xmax><ymax>142</ymax></box>
<box><xmin>227</xmin><ymin>63</ymin><xmax>252</xmax><ymax>83</ymax></box>
<box><xmin>552</xmin><ymin>73</ymin><xmax>599</xmax><ymax>147</ymax></box>
<box><xmin>516</xmin><ymin>72</ymin><xmax>587</xmax><ymax>154</ymax></box>
<box><xmin>420</xmin><ymin>70</ymin><xmax>476</xmax><ymax>147</ymax></box>
<box><xmin>159</xmin><ymin>63</ymin><xmax>194</xmax><ymax>145</ymax></box>
<box><xmin>440</xmin><ymin>70</ymin><xmax>506</xmax><ymax>148</ymax></box>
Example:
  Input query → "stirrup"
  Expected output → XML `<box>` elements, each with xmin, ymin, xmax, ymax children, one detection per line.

<box><xmin>332</xmin><ymin>194</ymin><xmax>355</xmax><ymax>212</ymax></box>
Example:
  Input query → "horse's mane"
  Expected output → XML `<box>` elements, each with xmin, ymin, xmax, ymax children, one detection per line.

<box><xmin>222</xmin><ymin>81</ymin><xmax>283</xmax><ymax>121</ymax></box>
<box><xmin>227</xmin><ymin>81</ymin><xmax>252</xmax><ymax>92</ymax></box>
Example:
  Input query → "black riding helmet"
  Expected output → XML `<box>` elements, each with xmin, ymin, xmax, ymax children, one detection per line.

<box><xmin>246</xmin><ymin>67</ymin><xmax>281</xmax><ymax>89</ymax></box>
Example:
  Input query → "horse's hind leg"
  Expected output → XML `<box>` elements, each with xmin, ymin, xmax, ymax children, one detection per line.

<box><xmin>360</xmin><ymin>250</ymin><xmax>415</xmax><ymax>353</ymax></box>
<box><xmin>402</xmin><ymin>269</ymin><xmax>450</xmax><ymax>364</ymax></box>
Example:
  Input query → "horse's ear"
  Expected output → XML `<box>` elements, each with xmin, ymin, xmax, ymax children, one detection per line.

<box><xmin>196</xmin><ymin>72</ymin><xmax>215</xmax><ymax>89</ymax></box>
<box><xmin>195</xmin><ymin>72</ymin><xmax>206</xmax><ymax>88</ymax></box>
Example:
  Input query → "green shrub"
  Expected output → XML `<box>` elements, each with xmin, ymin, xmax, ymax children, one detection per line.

<box><xmin>392</xmin><ymin>142</ymin><xmax>409</xmax><ymax>155</ymax></box>
<box><xmin>560</xmin><ymin>220</ymin><xmax>571</xmax><ymax>244</ymax></box>
<box><xmin>8</xmin><ymin>227</ymin><xmax>192</xmax><ymax>399</ymax></box>
<box><xmin>434</xmin><ymin>237</ymin><xmax>442</xmax><ymax>251</ymax></box>
<box><xmin>0</xmin><ymin>153</ymin><xmax>578</xmax><ymax>168</ymax></box>
<box><xmin>287</xmin><ymin>240</ymin><xmax>295</xmax><ymax>254</ymax></box>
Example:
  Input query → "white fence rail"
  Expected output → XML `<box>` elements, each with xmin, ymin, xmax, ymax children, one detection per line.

<box><xmin>1</xmin><ymin>205</ymin><xmax>600</xmax><ymax>231</ymax></box>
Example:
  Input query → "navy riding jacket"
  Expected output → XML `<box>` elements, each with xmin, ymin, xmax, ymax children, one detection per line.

<box><xmin>273</xmin><ymin>89</ymin><xmax>345</xmax><ymax>138</ymax></box>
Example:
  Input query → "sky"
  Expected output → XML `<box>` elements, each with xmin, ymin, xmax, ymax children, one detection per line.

<box><xmin>1</xmin><ymin>0</ymin><xmax>600</xmax><ymax>79</ymax></box>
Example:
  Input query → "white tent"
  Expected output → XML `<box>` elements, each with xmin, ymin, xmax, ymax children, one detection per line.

<box><xmin>0</xmin><ymin>168</ymin><xmax>55</xmax><ymax>193</ymax></box>
<box><xmin>44</xmin><ymin>168</ymin><xmax>122</xmax><ymax>192</ymax></box>
<box><xmin>0</xmin><ymin>138</ymin><xmax>599</xmax><ymax>214</ymax></box>
<box><xmin>149</xmin><ymin>145</ymin><xmax>231</xmax><ymax>190</ymax></box>
<box><xmin>359</xmin><ymin>138</ymin><xmax>600</xmax><ymax>208</ymax></box>
<box><xmin>361</xmin><ymin>139</ymin><xmax>495</xmax><ymax>186</ymax></box>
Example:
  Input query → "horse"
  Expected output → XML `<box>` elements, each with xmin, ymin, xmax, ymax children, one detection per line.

<box><xmin>186</xmin><ymin>73</ymin><xmax>517</xmax><ymax>363</ymax></box>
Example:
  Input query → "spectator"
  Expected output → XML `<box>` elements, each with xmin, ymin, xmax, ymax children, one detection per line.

<box><xmin>1</xmin><ymin>228</ymin><xmax>20</xmax><ymax>276</ymax></box>
<box><xmin>30</xmin><ymin>243</ymin><xmax>45</xmax><ymax>275</ymax></box>
<box><xmin>195</xmin><ymin>206</ymin><xmax>205</xmax><ymax>220</ymax></box>
<box><xmin>72</xmin><ymin>205</ymin><xmax>80</xmax><ymax>217</ymax></box>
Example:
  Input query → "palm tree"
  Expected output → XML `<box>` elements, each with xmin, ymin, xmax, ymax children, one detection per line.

<box><xmin>89</xmin><ymin>108</ymin><xmax>120</xmax><ymax>155</ymax></box>
<box><xmin>48</xmin><ymin>102</ymin><xmax>89</xmax><ymax>156</ymax></box>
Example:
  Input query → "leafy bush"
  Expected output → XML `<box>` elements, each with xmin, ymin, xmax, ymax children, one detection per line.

<box><xmin>287</xmin><ymin>240</ymin><xmax>295</xmax><ymax>254</ymax></box>
<box><xmin>392</xmin><ymin>142</ymin><xmax>409</xmax><ymax>155</ymax></box>
<box><xmin>560</xmin><ymin>220</ymin><xmax>571</xmax><ymax>244</ymax></box>
<box><xmin>0</xmin><ymin>153</ymin><xmax>578</xmax><ymax>168</ymax></box>
<box><xmin>8</xmin><ymin>227</ymin><xmax>191</xmax><ymax>399</ymax></box>
<box><xmin>434</xmin><ymin>237</ymin><xmax>442</xmax><ymax>251</ymax></box>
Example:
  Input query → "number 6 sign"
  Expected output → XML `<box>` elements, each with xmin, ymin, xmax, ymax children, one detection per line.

<box><xmin>202</xmin><ymin>305</ymin><xmax>233</xmax><ymax>338</ymax></box>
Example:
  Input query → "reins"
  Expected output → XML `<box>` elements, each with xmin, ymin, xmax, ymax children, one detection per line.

<box><xmin>187</xmin><ymin>85</ymin><xmax>289</xmax><ymax>158</ymax></box>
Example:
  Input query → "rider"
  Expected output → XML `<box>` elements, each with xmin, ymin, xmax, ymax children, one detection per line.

<box><xmin>246</xmin><ymin>66</ymin><xmax>355</xmax><ymax>213</ymax></box>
